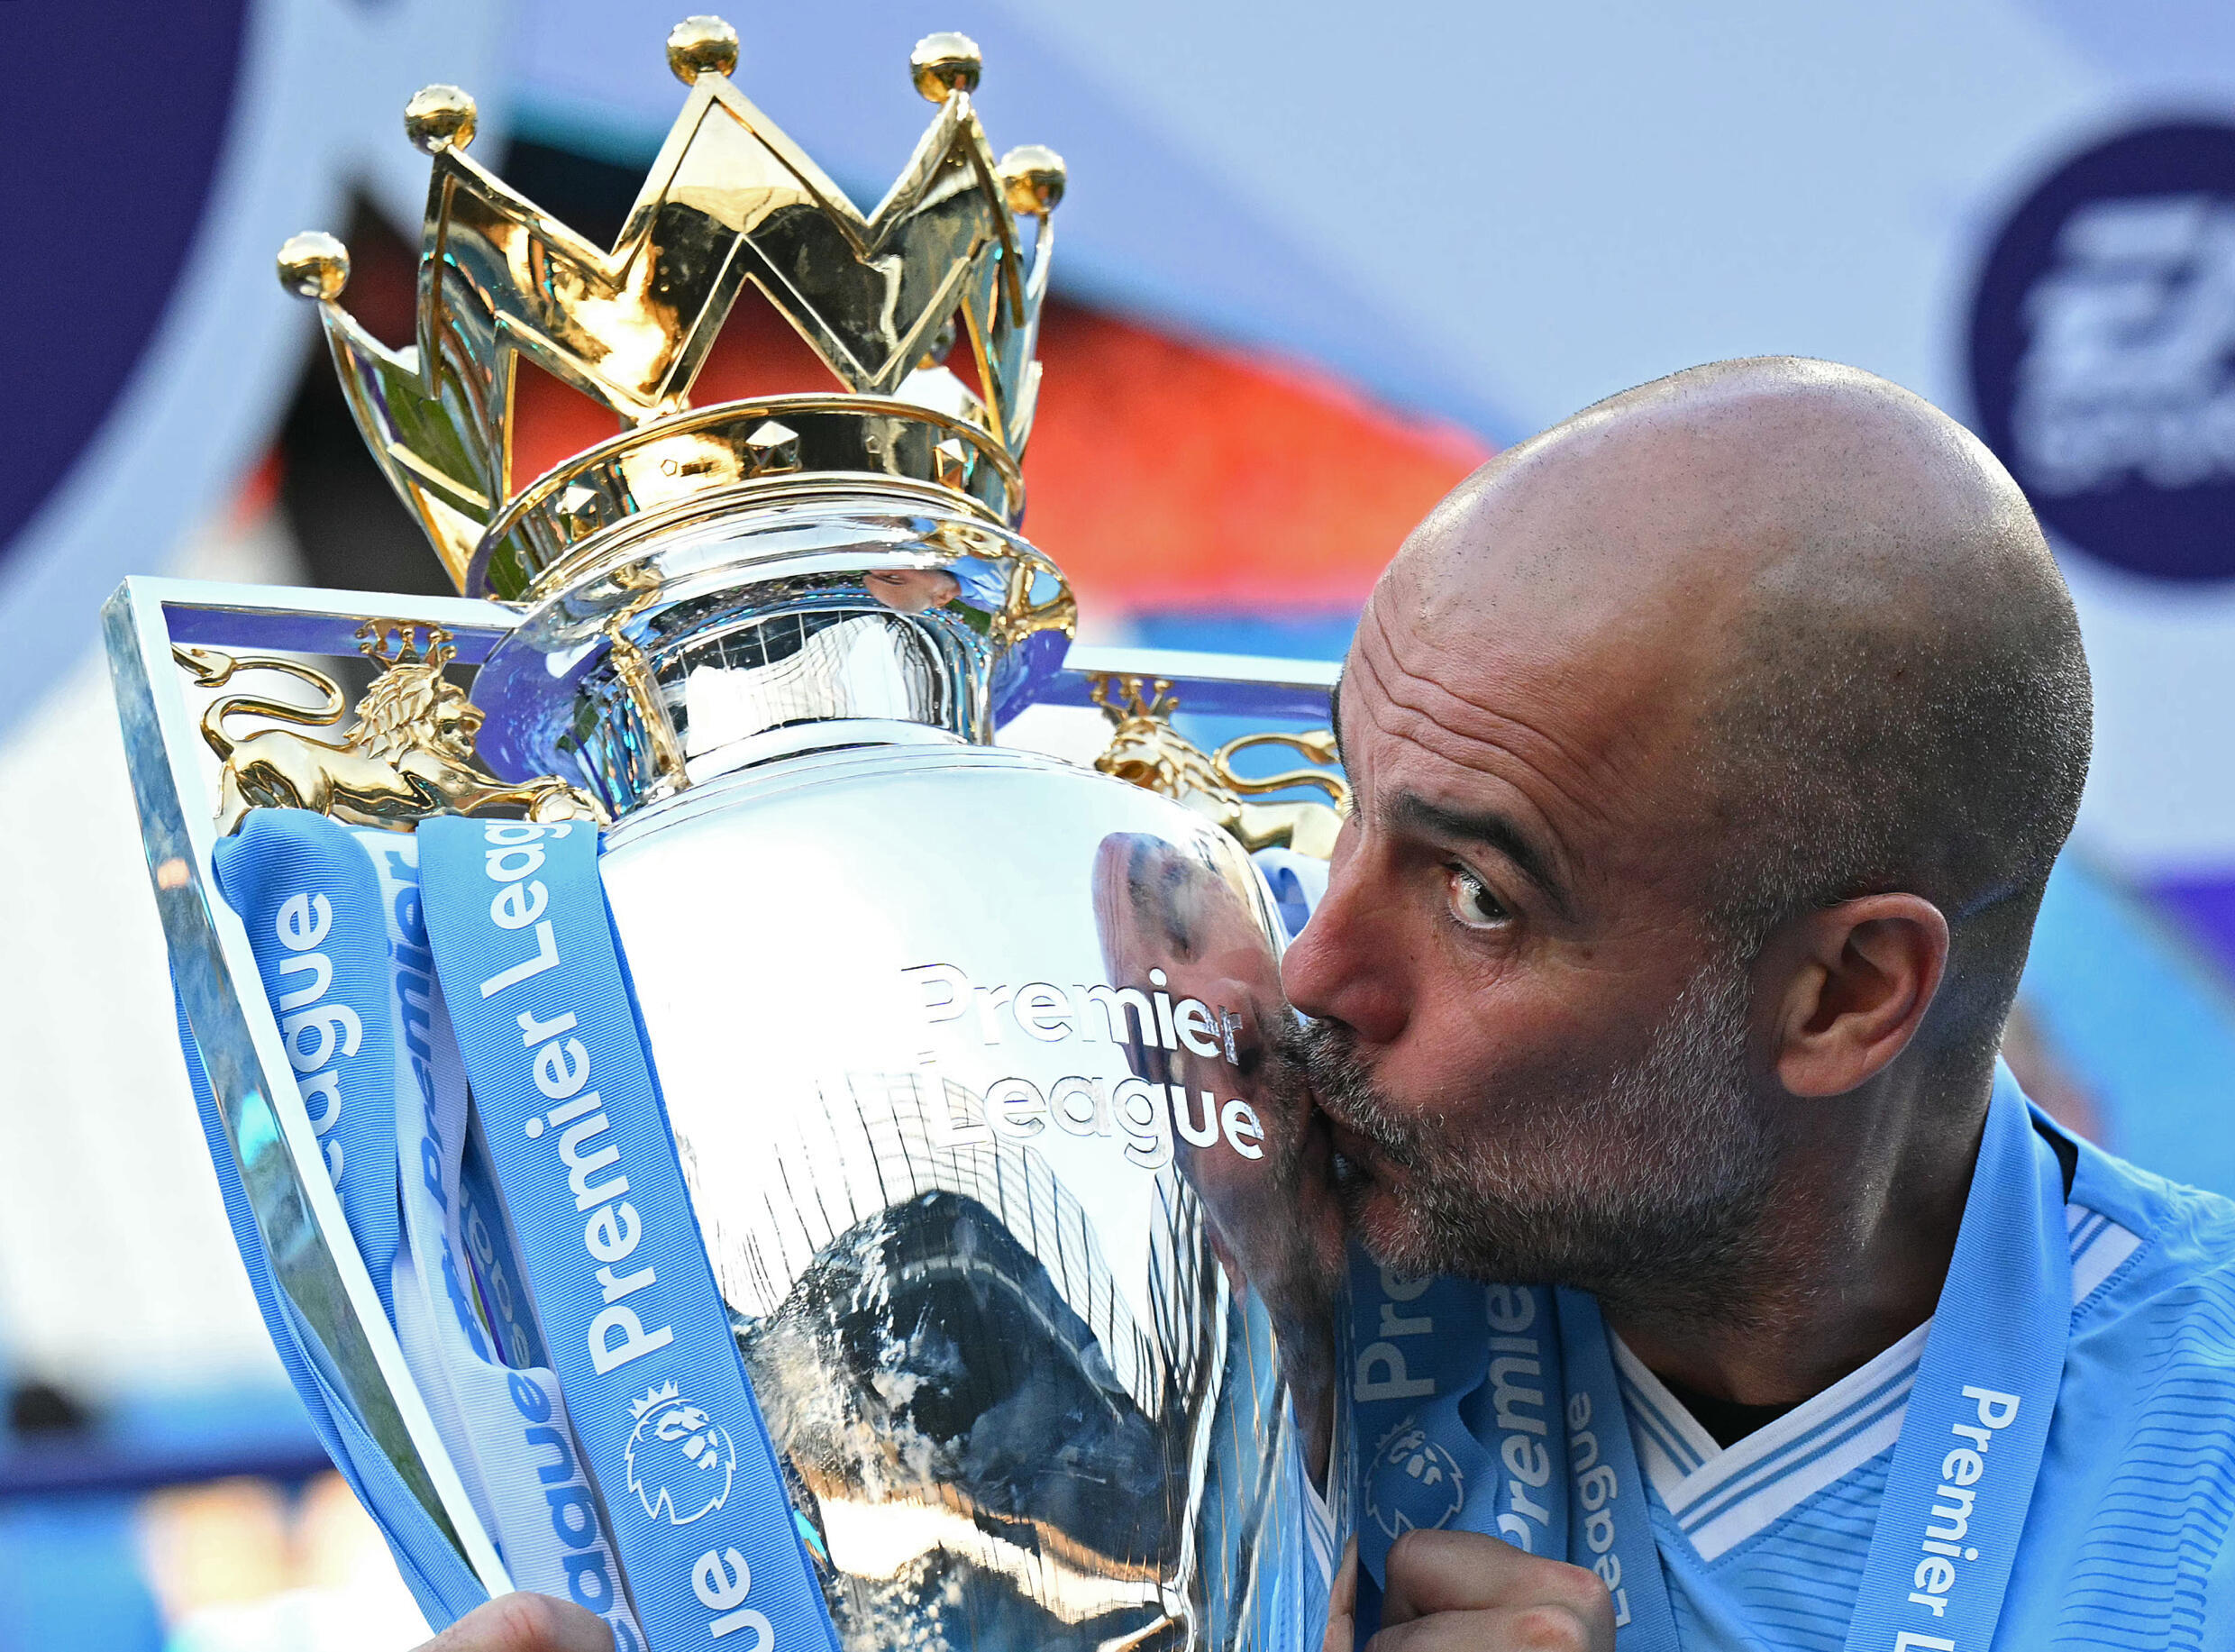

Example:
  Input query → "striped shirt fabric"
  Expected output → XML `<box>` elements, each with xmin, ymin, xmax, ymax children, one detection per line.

<box><xmin>1616</xmin><ymin>1121</ymin><xmax>2234</xmax><ymax>1649</ymax></box>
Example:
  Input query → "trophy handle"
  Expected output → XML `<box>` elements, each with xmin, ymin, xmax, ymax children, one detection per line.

<box><xmin>1212</xmin><ymin>728</ymin><xmax>1349</xmax><ymax>806</ymax></box>
<box><xmin>104</xmin><ymin>576</ymin><xmax>516</xmax><ymax>1593</ymax></box>
<box><xmin>1056</xmin><ymin>643</ymin><xmax>1338</xmax><ymax>724</ymax></box>
<box><xmin>1073</xmin><ymin>655</ymin><xmax>1346</xmax><ymax>856</ymax></box>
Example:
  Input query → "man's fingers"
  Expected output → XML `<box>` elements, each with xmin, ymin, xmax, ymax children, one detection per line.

<box><xmin>1323</xmin><ymin>1538</ymin><xmax>1358</xmax><ymax>1652</ymax></box>
<box><xmin>415</xmin><ymin>1593</ymin><xmax>615</xmax><ymax>1652</ymax></box>
<box><xmin>1331</xmin><ymin>1538</ymin><xmax>1359</xmax><ymax>1618</ymax></box>
<box><xmin>1368</xmin><ymin>1603</ymin><xmax>1609</xmax><ymax>1652</ymax></box>
<box><xmin>1379</xmin><ymin>1530</ymin><xmax>1611</xmax><ymax>1629</ymax></box>
<box><xmin>1323</xmin><ymin>1538</ymin><xmax>1360</xmax><ymax>1652</ymax></box>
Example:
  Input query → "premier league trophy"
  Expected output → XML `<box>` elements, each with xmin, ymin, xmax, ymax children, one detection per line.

<box><xmin>107</xmin><ymin>19</ymin><xmax>1351</xmax><ymax>1651</ymax></box>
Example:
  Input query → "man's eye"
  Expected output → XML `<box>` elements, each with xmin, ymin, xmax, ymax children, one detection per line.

<box><xmin>1444</xmin><ymin>865</ymin><xmax>1510</xmax><ymax>929</ymax></box>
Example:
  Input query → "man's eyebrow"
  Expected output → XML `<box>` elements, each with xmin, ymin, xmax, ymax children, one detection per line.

<box><xmin>1327</xmin><ymin>672</ymin><xmax>1344</xmax><ymax>762</ymax></box>
<box><xmin>1391</xmin><ymin>789</ymin><xmax>1574</xmax><ymax>918</ymax></box>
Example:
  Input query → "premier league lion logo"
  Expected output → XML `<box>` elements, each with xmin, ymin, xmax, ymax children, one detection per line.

<box><xmin>625</xmin><ymin>1381</ymin><xmax>737</xmax><ymax>1525</ymax></box>
<box><xmin>1366</xmin><ymin>1417</ymin><xmax>1466</xmax><ymax>1542</ymax></box>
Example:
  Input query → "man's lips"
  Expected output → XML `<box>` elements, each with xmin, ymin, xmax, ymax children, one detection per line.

<box><xmin>1323</xmin><ymin>1117</ymin><xmax>1373</xmax><ymax>1164</ymax></box>
<box><xmin>1316</xmin><ymin>1109</ymin><xmax>1389</xmax><ymax>1191</ymax></box>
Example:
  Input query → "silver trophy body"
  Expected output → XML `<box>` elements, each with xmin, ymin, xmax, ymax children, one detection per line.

<box><xmin>109</xmin><ymin>20</ymin><xmax>1351</xmax><ymax>1646</ymax></box>
<box><xmin>109</xmin><ymin>494</ymin><xmax>1350</xmax><ymax>1649</ymax></box>
<box><xmin>496</xmin><ymin>490</ymin><xmax>1348</xmax><ymax>1647</ymax></box>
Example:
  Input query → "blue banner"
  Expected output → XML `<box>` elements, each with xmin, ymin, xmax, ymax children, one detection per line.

<box><xmin>212</xmin><ymin>809</ymin><xmax>403</xmax><ymax>1319</ymax></box>
<box><xmin>1349</xmin><ymin>1262</ymin><xmax>1574</xmax><ymax>1631</ymax></box>
<box><xmin>359</xmin><ymin>830</ymin><xmax>643</xmax><ymax>1648</ymax></box>
<box><xmin>1554</xmin><ymin>1291</ymin><xmax>1677</xmax><ymax>1649</ymax></box>
<box><xmin>417</xmin><ymin>817</ymin><xmax>837</xmax><ymax>1652</ymax></box>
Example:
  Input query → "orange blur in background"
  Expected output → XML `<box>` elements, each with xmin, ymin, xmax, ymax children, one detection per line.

<box><xmin>507</xmin><ymin>288</ymin><xmax>1491</xmax><ymax>625</ymax></box>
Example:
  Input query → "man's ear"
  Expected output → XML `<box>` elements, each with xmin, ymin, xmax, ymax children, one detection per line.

<box><xmin>1763</xmin><ymin>893</ymin><xmax>1950</xmax><ymax>1098</ymax></box>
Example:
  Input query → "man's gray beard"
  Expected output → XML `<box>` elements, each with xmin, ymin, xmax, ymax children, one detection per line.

<box><xmin>1301</xmin><ymin>947</ymin><xmax>1783</xmax><ymax>1325</ymax></box>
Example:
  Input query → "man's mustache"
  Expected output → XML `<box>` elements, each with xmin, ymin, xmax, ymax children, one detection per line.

<box><xmin>1296</xmin><ymin>1018</ymin><xmax>1428</xmax><ymax>1171</ymax></box>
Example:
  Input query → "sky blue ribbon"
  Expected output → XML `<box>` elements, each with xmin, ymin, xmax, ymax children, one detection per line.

<box><xmin>175</xmin><ymin>999</ymin><xmax>488</xmax><ymax>1629</ymax></box>
<box><xmin>1349</xmin><ymin>1069</ymin><xmax>2070</xmax><ymax>1650</ymax></box>
<box><xmin>1349</xmin><ymin>1260</ymin><xmax>1574</xmax><ymax>1631</ymax></box>
<box><xmin>190</xmin><ymin>811</ymin><xmax>485</xmax><ymax>1628</ymax></box>
<box><xmin>417</xmin><ymin>816</ymin><xmax>837</xmax><ymax>1652</ymax></box>
<box><xmin>213</xmin><ymin>809</ymin><xmax>403</xmax><ymax>1319</ymax></box>
<box><xmin>1554</xmin><ymin>1290</ymin><xmax>1679</xmax><ymax>1650</ymax></box>
<box><xmin>359</xmin><ymin>829</ymin><xmax>645</xmax><ymax>1649</ymax></box>
<box><xmin>1839</xmin><ymin>1072</ymin><xmax>2070</xmax><ymax>1652</ymax></box>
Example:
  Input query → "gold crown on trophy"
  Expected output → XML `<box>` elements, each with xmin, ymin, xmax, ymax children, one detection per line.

<box><xmin>275</xmin><ymin>15</ymin><xmax>1065</xmax><ymax>603</ymax></box>
<box><xmin>353</xmin><ymin>620</ymin><xmax>456</xmax><ymax>671</ymax></box>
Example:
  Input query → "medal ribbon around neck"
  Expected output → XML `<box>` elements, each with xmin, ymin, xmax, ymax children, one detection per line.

<box><xmin>1837</xmin><ymin>1072</ymin><xmax>2070</xmax><ymax>1652</ymax></box>
<box><xmin>1349</xmin><ymin>1072</ymin><xmax>2070</xmax><ymax>1649</ymax></box>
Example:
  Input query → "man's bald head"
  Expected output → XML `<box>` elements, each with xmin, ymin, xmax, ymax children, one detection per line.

<box><xmin>1289</xmin><ymin>358</ymin><xmax>2090</xmax><ymax>1310</ymax></box>
<box><xmin>1392</xmin><ymin>357</ymin><xmax>2091</xmax><ymax>1071</ymax></box>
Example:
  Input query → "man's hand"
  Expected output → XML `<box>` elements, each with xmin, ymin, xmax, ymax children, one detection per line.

<box><xmin>1326</xmin><ymin>1538</ymin><xmax>1359</xmax><ymax>1652</ymax></box>
<box><xmin>413</xmin><ymin>1593</ymin><xmax>614</xmax><ymax>1652</ymax></box>
<box><xmin>1368</xmin><ymin>1530</ymin><xmax>1614</xmax><ymax>1652</ymax></box>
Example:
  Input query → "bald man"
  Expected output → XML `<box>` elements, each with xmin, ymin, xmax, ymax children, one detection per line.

<box><xmin>1288</xmin><ymin>360</ymin><xmax>2235</xmax><ymax>1650</ymax></box>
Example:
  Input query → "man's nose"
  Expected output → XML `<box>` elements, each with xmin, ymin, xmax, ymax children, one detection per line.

<box><xmin>1280</xmin><ymin>853</ymin><xmax>1409</xmax><ymax>1047</ymax></box>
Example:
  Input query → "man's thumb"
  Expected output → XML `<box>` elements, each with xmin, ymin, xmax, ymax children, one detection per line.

<box><xmin>415</xmin><ymin>1593</ymin><xmax>615</xmax><ymax>1652</ymax></box>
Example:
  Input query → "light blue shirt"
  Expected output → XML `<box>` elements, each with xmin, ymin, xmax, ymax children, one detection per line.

<box><xmin>1623</xmin><ymin>1118</ymin><xmax>2235</xmax><ymax>1649</ymax></box>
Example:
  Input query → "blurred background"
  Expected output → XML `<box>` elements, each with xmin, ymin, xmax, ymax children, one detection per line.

<box><xmin>7</xmin><ymin>0</ymin><xmax>2235</xmax><ymax>1644</ymax></box>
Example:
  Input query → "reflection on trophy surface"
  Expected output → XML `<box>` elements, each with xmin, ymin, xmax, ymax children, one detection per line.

<box><xmin>105</xmin><ymin>14</ymin><xmax>1350</xmax><ymax>1650</ymax></box>
<box><xmin>1090</xmin><ymin>834</ymin><xmax>1346</xmax><ymax>1472</ymax></box>
<box><xmin>599</xmin><ymin>751</ymin><xmax>1332</xmax><ymax>1649</ymax></box>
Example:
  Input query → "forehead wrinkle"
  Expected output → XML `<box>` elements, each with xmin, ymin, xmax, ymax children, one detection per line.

<box><xmin>1348</xmin><ymin>618</ymin><xmax>1592</xmax><ymax>902</ymax></box>
<box><xmin>1354</xmin><ymin>605</ymin><xmax>1601</xmax><ymax>831</ymax></box>
<box><xmin>1355</xmin><ymin>592</ymin><xmax>1629</xmax><ymax>849</ymax></box>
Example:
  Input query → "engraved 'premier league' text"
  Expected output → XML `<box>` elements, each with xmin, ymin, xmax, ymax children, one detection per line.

<box><xmin>898</xmin><ymin>962</ymin><xmax>1264</xmax><ymax>1169</ymax></box>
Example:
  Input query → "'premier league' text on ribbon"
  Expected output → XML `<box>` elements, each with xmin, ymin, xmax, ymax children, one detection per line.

<box><xmin>1895</xmin><ymin>1384</ymin><xmax>2024</xmax><ymax>1645</ymax></box>
<box><xmin>424</xmin><ymin>817</ymin><xmax>838</xmax><ymax>1652</ymax></box>
<box><xmin>270</xmin><ymin>890</ymin><xmax>357</xmax><ymax>1184</ymax></box>
<box><xmin>473</xmin><ymin>826</ymin><xmax>673</xmax><ymax>1381</ymax></box>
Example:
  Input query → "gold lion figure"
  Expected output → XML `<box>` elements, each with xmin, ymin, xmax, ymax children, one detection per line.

<box><xmin>1089</xmin><ymin>675</ymin><xmax>1347</xmax><ymax>858</ymax></box>
<box><xmin>175</xmin><ymin>622</ymin><xmax>607</xmax><ymax>835</ymax></box>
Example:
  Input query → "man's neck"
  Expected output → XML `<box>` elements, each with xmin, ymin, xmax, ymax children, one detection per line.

<box><xmin>1603</xmin><ymin>1068</ymin><xmax>1992</xmax><ymax>1410</ymax></box>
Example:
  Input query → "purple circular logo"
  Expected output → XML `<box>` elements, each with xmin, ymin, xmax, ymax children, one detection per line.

<box><xmin>1968</xmin><ymin>122</ymin><xmax>2235</xmax><ymax>581</ymax></box>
